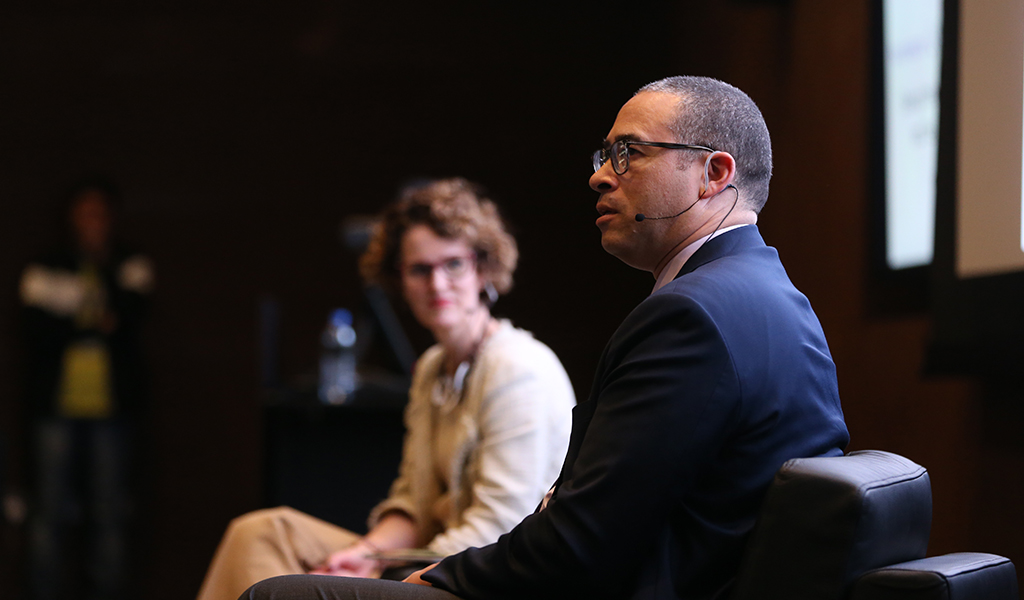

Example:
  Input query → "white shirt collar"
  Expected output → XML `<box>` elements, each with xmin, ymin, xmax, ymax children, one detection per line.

<box><xmin>652</xmin><ymin>224</ymin><xmax>749</xmax><ymax>294</ymax></box>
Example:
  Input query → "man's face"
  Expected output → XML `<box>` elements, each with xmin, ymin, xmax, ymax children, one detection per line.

<box><xmin>590</xmin><ymin>92</ymin><xmax>706</xmax><ymax>272</ymax></box>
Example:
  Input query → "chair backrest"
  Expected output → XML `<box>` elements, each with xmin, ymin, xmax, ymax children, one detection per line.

<box><xmin>730</xmin><ymin>450</ymin><xmax>933</xmax><ymax>600</ymax></box>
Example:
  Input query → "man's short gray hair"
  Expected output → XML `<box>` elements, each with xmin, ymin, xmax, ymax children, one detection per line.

<box><xmin>637</xmin><ymin>76</ymin><xmax>772</xmax><ymax>212</ymax></box>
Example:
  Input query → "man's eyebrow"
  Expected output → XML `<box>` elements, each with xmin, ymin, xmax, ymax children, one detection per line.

<box><xmin>603</xmin><ymin>133</ymin><xmax>642</xmax><ymax>147</ymax></box>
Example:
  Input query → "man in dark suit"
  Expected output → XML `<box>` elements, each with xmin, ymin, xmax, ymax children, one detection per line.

<box><xmin>243</xmin><ymin>76</ymin><xmax>849</xmax><ymax>600</ymax></box>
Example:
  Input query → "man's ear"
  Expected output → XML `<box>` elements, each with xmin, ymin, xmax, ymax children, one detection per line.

<box><xmin>701</xmin><ymin>151</ymin><xmax>737</xmax><ymax>199</ymax></box>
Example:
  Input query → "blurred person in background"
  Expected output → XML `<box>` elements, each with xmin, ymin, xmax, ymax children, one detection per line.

<box><xmin>20</xmin><ymin>177</ymin><xmax>154</xmax><ymax>600</ymax></box>
<box><xmin>195</xmin><ymin>177</ymin><xmax>575</xmax><ymax>600</ymax></box>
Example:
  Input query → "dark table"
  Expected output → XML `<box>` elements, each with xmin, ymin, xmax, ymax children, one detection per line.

<box><xmin>263</xmin><ymin>377</ymin><xmax>408</xmax><ymax>533</ymax></box>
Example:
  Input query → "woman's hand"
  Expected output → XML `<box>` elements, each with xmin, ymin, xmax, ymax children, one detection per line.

<box><xmin>308</xmin><ymin>512</ymin><xmax>417</xmax><ymax>578</ymax></box>
<box><xmin>308</xmin><ymin>540</ymin><xmax>380</xmax><ymax>578</ymax></box>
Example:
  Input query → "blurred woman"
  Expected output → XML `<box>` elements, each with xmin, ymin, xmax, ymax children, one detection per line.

<box><xmin>196</xmin><ymin>178</ymin><xmax>574</xmax><ymax>600</ymax></box>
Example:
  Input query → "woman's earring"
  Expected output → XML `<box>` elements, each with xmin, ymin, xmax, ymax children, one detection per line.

<box><xmin>484</xmin><ymin>282</ymin><xmax>499</xmax><ymax>306</ymax></box>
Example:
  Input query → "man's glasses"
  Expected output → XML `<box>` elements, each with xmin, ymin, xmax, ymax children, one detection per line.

<box><xmin>401</xmin><ymin>255</ymin><xmax>477</xmax><ymax>281</ymax></box>
<box><xmin>592</xmin><ymin>140</ymin><xmax>714</xmax><ymax>175</ymax></box>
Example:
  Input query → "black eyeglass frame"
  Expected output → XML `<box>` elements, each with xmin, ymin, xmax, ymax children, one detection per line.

<box><xmin>592</xmin><ymin>140</ymin><xmax>715</xmax><ymax>175</ymax></box>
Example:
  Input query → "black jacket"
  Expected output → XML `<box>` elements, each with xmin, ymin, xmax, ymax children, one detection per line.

<box><xmin>21</xmin><ymin>245</ymin><xmax>151</xmax><ymax>419</ymax></box>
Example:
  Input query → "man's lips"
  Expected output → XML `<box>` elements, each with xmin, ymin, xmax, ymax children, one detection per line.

<box><xmin>596</xmin><ymin>202</ymin><xmax>619</xmax><ymax>226</ymax></box>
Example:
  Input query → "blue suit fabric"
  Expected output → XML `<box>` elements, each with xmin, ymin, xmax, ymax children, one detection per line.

<box><xmin>422</xmin><ymin>225</ymin><xmax>850</xmax><ymax>599</ymax></box>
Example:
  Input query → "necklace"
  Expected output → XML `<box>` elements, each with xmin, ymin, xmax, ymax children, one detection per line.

<box><xmin>431</xmin><ymin>317</ymin><xmax>498</xmax><ymax>411</ymax></box>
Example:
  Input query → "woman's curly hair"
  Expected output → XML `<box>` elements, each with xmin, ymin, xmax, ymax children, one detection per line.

<box><xmin>359</xmin><ymin>178</ymin><xmax>518</xmax><ymax>300</ymax></box>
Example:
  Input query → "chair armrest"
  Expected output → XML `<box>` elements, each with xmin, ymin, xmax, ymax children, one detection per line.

<box><xmin>851</xmin><ymin>552</ymin><xmax>1018</xmax><ymax>600</ymax></box>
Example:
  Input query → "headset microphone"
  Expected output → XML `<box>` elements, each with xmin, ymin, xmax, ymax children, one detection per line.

<box><xmin>635</xmin><ymin>153</ymin><xmax>734</xmax><ymax>223</ymax></box>
<box><xmin>635</xmin><ymin>204</ymin><xmax>695</xmax><ymax>222</ymax></box>
<box><xmin>635</xmin><ymin>184</ymin><xmax>737</xmax><ymax>222</ymax></box>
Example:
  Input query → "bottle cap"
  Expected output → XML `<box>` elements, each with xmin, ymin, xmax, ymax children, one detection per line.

<box><xmin>329</xmin><ymin>308</ymin><xmax>353</xmax><ymax>328</ymax></box>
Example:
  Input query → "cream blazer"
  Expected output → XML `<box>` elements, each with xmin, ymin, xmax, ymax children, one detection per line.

<box><xmin>369</xmin><ymin>321</ymin><xmax>574</xmax><ymax>555</ymax></box>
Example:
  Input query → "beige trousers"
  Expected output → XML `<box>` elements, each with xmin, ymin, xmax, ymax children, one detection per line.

<box><xmin>195</xmin><ymin>506</ymin><xmax>361</xmax><ymax>600</ymax></box>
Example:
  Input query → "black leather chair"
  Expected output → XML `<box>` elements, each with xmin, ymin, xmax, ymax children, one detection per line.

<box><xmin>730</xmin><ymin>450</ymin><xmax>1018</xmax><ymax>600</ymax></box>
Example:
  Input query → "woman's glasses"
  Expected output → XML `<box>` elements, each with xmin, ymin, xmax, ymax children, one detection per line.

<box><xmin>400</xmin><ymin>255</ymin><xmax>477</xmax><ymax>281</ymax></box>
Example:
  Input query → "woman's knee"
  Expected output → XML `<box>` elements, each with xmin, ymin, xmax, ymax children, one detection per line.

<box><xmin>222</xmin><ymin>506</ymin><xmax>297</xmax><ymax>547</ymax></box>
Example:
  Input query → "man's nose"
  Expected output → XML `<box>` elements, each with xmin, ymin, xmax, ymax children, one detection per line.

<box><xmin>590</xmin><ymin>163</ymin><xmax>618</xmax><ymax>192</ymax></box>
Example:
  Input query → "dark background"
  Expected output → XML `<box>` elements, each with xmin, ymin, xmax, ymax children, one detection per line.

<box><xmin>0</xmin><ymin>2</ymin><xmax>1021</xmax><ymax>599</ymax></box>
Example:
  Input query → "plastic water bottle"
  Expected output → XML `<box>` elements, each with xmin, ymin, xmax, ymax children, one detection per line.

<box><xmin>319</xmin><ymin>308</ymin><xmax>358</xmax><ymax>404</ymax></box>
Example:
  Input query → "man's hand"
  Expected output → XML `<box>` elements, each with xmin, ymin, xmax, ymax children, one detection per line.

<box><xmin>403</xmin><ymin>562</ymin><xmax>438</xmax><ymax>586</ymax></box>
<box><xmin>308</xmin><ymin>541</ymin><xmax>379</xmax><ymax>578</ymax></box>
